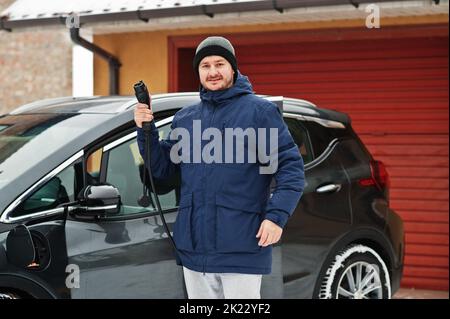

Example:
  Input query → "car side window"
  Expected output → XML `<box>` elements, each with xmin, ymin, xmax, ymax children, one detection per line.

<box><xmin>301</xmin><ymin>121</ymin><xmax>334</xmax><ymax>160</ymax></box>
<box><xmin>104</xmin><ymin>123</ymin><xmax>179</xmax><ymax>217</ymax></box>
<box><xmin>284</xmin><ymin>118</ymin><xmax>313</xmax><ymax>165</ymax></box>
<box><xmin>11</xmin><ymin>162</ymin><xmax>78</xmax><ymax>217</ymax></box>
<box><xmin>86</xmin><ymin>147</ymin><xmax>103</xmax><ymax>185</ymax></box>
<box><xmin>0</xmin><ymin>124</ymin><xmax>9</xmax><ymax>133</ymax></box>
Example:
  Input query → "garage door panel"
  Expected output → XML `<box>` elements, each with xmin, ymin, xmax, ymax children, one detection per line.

<box><xmin>405</xmin><ymin>255</ymin><xmax>448</xmax><ymax>268</ymax></box>
<box><xmin>400</xmin><ymin>211</ymin><xmax>449</xmax><ymax>223</ymax></box>
<box><xmin>362</xmin><ymin>136</ymin><xmax>449</xmax><ymax>148</ymax></box>
<box><xmin>392</xmin><ymin>189</ymin><xmax>448</xmax><ymax>201</ymax></box>
<box><xmin>403</xmin><ymin>268</ymin><xmax>448</xmax><ymax>288</ymax></box>
<box><xmin>390</xmin><ymin>178</ymin><xmax>448</xmax><ymax>190</ymax></box>
<box><xmin>344</xmin><ymin>119</ymin><xmax>449</xmax><ymax>133</ymax></box>
<box><xmin>255</xmin><ymin>83</ymin><xmax>448</xmax><ymax>94</ymax></box>
<box><xmin>337</xmin><ymin>101</ymin><xmax>449</xmax><ymax>111</ymax></box>
<box><xmin>350</xmin><ymin>110</ymin><xmax>448</xmax><ymax>122</ymax></box>
<box><xmin>238</xmin><ymin>38</ymin><xmax>448</xmax><ymax>62</ymax></box>
<box><xmin>393</xmin><ymin>199</ymin><xmax>449</xmax><ymax>212</ymax></box>
<box><xmin>367</xmin><ymin>144</ymin><xmax>448</xmax><ymax>156</ymax></box>
<box><xmin>404</xmin><ymin>222</ymin><xmax>449</xmax><ymax>234</ymax></box>
<box><xmin>239</xmin><ymin>49</ymin><xmax>448</xmax><ymax>64</ymax></box>
<box><xmin>239</xmin><ymin>43</ymin><xmax>448</xmax><ymax>62</ymax></box>
<box><xmin>406</xmin><ymin>233</ymin><xmax>449</xmax><ymax>245</ymax></box>
<box><xmin>252</xmin><ymin>67</ymin><xmax>448</xmax><ymax>84</ymax></box>
<box><xmin>401</xmin><ymin>277</ymin><xmax>448</xmax><ymax>291</ymax></box>
<box><xmin>256</xmin><ymin>91</ymin><xmax>449</xmax><ymax>103</ymax></box>
<box><xmin>406</xmin><ymin>245</ymin><xmax>449</xmax><ymax>257</ymax></box>
<box><xmin>368</xmin><ymin>155</ymin><xmax>448</xmax><ymax>168</ymax></box>
<box><xmin>386</xmin><ymin>166</ymin><xmax>449</xmax><ymax>178</ymax></box>
<box><xmin>244</xmin><ymin>57</ymin><xmax>448</xmax><ymax>74</ymax></box>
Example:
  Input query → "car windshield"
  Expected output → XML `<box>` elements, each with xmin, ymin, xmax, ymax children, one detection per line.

<box><xmin>0</xmin><ymin>113</ymin><xmax>100</xmax><ymax>189</ymax></box>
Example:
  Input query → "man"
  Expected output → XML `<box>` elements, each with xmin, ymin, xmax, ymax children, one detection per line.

<box><xmin>135</xmin><ymin>36</ymin><xmax>304</xmax><ymax>299</ymax></box>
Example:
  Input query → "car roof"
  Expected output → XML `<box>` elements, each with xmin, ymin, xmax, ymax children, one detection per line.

<box><xmin>0</xmin><ymin>93</ymin><xmax>350</xmax><ymax>218</ymax></box>
<box><xmin>8</xmin><ymin>92</ymin><xmax>350</xmax><ymax>125</ymax></box>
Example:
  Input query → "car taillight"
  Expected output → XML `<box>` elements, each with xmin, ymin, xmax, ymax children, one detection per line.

<box><xmin>359</xmin><ymin>160</ymin><xmax>390</xmax><ymax>191</ymax></box>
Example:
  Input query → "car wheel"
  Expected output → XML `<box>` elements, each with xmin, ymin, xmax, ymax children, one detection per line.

<box><xmin>318</xmin><ymin>244</ymin><xmax>391</xmax><ymax>299</ymax></box>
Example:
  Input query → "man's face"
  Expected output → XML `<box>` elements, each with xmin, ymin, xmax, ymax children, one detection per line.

<box><xmin>198</xmin><ymin>55</ymin><xmax>235</xmax><ymax>91</ymax></box>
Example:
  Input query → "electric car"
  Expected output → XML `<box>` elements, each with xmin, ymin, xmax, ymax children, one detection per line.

<box><xmin>0</xmin><ymin>94</ymin><xmax>404</xmax><ymax>299</ymax></box>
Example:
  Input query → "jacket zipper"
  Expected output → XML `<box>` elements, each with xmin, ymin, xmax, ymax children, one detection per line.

<box><xmin>202</xmin><ymin>102</ymin><xmax>217</xmax><ymax>274</ymax></box>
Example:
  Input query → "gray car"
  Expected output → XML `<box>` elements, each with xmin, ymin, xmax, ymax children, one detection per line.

<box><xmin>0</xmin><ymin>94</ymin><xmax>404</xmax><ymax>299</ymax></box>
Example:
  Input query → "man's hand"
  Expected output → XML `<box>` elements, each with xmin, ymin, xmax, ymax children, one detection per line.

<box><xmin>256</xmin><ymin>219</ymin><xmax>283</xmax><ymax>247</ymax></box>
<box><xmin>134</xmin><ymin>103</ymin><xmax>154</xmax><ymax>128</ymax></box>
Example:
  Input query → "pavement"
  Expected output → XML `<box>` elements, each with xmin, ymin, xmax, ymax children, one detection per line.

<box><xmin>393</xmin><ymin>288</ymin><xmax>449</xmax><ymax>299</ymax></box>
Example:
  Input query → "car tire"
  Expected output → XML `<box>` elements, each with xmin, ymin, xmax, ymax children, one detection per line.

<box><xmin>318</xmin><ymin>244</ymin><xmax>391</xmax><ymax>299</ymax></box>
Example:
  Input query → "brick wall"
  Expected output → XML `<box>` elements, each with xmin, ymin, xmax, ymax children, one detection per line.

<box><xmin>0</xmin><ymin>0</ymin><xmax>72</xmax><ymax>114</ymax></box>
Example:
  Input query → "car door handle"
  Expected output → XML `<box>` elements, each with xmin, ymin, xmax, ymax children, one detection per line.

<box><xmin>316</xmin><ymin>184</ymin><xmax>342</xmax><ymax>193</ymax></box>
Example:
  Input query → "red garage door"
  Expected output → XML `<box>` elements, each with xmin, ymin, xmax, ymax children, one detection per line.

<box><xmin>171</xmin><ymin>24</ymin><xmax>449</xmax><ymax>290</ymax></box>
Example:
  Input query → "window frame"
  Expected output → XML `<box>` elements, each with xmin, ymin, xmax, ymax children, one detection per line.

<box><xmin>0</xmin><ymin>151</ymin><xmax>84</xmax><ymax>224</ymax></box>
<box><xmin>93</xmin><ymin>115</ymin><xmax>177</xmax><ymax>221</ymax></box>
<box><xmin>283</xmin><ymin>117</ymin><xmax>315</xmax><ymax>165</ymax></box>
<box><xmin>283</xmin><ymin>112</ymin><xmax>346</xmax><ymax>170</ymax></box>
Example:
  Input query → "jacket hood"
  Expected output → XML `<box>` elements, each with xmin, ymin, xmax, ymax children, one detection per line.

<box><xmin>200</xmin><ymin>71</ymin><xmax>254</xmax><ymax>105</ymax></box>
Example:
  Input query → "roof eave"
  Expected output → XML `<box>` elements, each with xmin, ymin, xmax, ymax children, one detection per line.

<box><xmin>0</xmin><ymin>0</ymin><xmax>407</xmax><ymax>31</ymax></box>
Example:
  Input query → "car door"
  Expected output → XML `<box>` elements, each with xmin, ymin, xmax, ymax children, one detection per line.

<box><xmin>280</xmin><ymin>114</ymin><xmax>352</xmax><ymax>298</ymax></box>
<box><xmin>64</xmin><ymin>116</ymin><xmax>185</xmax><ymax>299</ymax></box>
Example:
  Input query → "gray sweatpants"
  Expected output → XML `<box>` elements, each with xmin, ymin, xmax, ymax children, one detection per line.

<box><xmin>183</xmin><ymin>267</ymin><xmax>262</xmax><ymax>299</ymax></box>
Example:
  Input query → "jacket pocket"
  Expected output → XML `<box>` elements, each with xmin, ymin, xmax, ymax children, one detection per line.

<box><xmin>173</xmin><ymin>193</ymin><xmax>194</xmax><ymax>252</ymax></box>
<box><xmin>215</xmin><ymin>192</ymin><xmax>263</xmax><ymax>253</ymax></box>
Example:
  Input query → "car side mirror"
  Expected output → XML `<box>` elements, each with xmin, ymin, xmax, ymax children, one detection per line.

<box><xmin>76</xmin><ymin>184</ymin><xmax>121</xmax><ymax>218</ymax></box>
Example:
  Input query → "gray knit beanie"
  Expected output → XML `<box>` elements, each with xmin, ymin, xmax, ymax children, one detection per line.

<box><xmin>193</xmin><ymin>36</ymin><xmax>238</xmax><ymax>83</ymax></box>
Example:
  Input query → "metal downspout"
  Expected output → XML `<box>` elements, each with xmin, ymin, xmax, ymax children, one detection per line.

<box><xmin>69</xmin><ymin>27</ymin><xmax>121</xmax><ymax>95</ymax></box>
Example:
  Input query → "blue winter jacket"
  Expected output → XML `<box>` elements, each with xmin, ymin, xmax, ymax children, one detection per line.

<box><xmin>137</xmin><ymin>73</ymin><xmax>305</xmax><ymax>274</ymax></box>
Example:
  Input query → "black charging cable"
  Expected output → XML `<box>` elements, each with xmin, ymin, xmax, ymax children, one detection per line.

<box><xmin>134</xmin><ymin>81</ymin><xmax>177</xmax><ymax>251</ymax></box>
